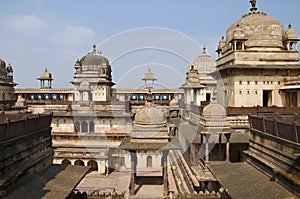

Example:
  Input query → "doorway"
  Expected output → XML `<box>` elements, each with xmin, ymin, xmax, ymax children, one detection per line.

<box><xmin>263</xmin><ymin>90</ymin><xmax>272</xmax><ymax>107</ymax></box>
<box><xmin>206</xmin><ymin>93</ymin><xmax>211</xmax><ymax>101</ymax></box>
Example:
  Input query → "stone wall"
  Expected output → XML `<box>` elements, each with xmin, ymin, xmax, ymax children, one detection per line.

<box><xmin>0</xmin><ymin>113</ymin><xmax>53</xmax><ymax>197</ymax></box>
<box><xmin>246</xmin><ymin>115</ymin><xmax>300</xmax><ymax>196</ymax></box>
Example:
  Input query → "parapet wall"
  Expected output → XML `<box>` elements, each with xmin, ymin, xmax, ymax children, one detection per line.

<box><xmin>0</xmin><ymin>113</ymin><xmax>53</xmax><ymax>197</ymax></box>
<box><xmin>246</xmin><ymin>115</ymin><xmax>300</xmax><ymax>196</ymax></box>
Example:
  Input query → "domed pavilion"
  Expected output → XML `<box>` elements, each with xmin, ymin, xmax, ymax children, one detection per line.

<box><xmin>181</xmin><ymin>47</ymin><xmax>217</xmax><ymax>106</ymax></box>
<box><xmin>213</xmin><ymin>0</ymin><xmax>300</xmax><ymax>107</ymax></box>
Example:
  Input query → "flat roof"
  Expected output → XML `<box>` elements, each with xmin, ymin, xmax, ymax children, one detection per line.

<box><xmin>6</xmin><ymin>164</ymin><xmax>89</xmax><ymax>199</ymax></box>
<box><xmin>209</xmin><ymin>162</ymin><xmax>297</xmax><ymax>199</ymax></box>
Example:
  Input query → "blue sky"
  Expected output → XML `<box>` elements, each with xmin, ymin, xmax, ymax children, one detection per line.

<box><xmin>0</xmin><ymin>0</ymin><xmax>299</xmax><ymax>88</ymax></box>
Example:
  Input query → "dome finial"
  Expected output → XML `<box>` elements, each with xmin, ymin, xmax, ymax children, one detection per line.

<box><xmin>202</xmin><ymin>46</ymin><xmax>207</xmax><ymax>55</ymax></box>
<box><xmin>250</xmin><ymin>0</ymin><xmax>257</xmax><ymax>12</ymax></box>
<box><xmin>92</xmin><ymin>44</ymin><xmax>96</xmax><ymax>52</ymax></box>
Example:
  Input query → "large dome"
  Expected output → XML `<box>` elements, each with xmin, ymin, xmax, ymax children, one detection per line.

<box><xmin>226</xmin><ymin>3</ymin><xmax>284</xmax><ymax>49</ymax></box>
<box><xmin>80</xmin><ymin>44</ymin><xmax>109</xmax><ymax>66</ymax></box>
<box><xmin>191</xmin><ymin>47</ymin><xmax>216</xmax><ymax>74</ymax></box>
<box><xmin>134</xmin><ymin>103</ymin><xmax>166</xmax><ymax>127</ymax></box>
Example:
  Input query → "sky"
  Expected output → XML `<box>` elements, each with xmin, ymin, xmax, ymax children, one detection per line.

<box><xmin>0</xmin><ymin>0</ymin><xmax>299</xmax><ymax>89</ymax></box>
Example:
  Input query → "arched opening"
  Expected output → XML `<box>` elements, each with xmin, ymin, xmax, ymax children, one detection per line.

<box><xmin>81</xmin><ymin>121</ymin><xmax>88</xmax><ymax>133</ymax></box>
<box><xmin>62</xmin><ymin>159</ymin><xmax>71</xmax><ymax>165</ymax></box>
<box><xmin>87</xmin><ymin>160</ymin><xmax>98</xmax><ymax>171</ymax></box>
<box><xmin>74</xmin><ymin>121</ymin><xmax>80</xmax><ymax>132</ymax></box>
<box><xmin>120</xmin><ymin>157</ymin><xmax>125</xmax><ymax>167</ymax></box>
<box><xmin>89</xmin><ymin>121</ymin><xmax>95</xmax><ymax>133</ymax></box>
<box><xmin>146</xmin><ymin>156</ymin><xmax>152</xmax><ymax>168</ymax></box>
<box><xmin>74</xmin><ymin>160</ymin><xmax>84</xmax><ymax>166</ymax></box>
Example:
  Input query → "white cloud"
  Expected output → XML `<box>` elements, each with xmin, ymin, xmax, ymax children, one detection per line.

<box><xmin>2</xmin><ymin>14</ymin><xmax>48</xmax><ymax>34</ymax></box>
<box><xmin>51</xmin><ymin>25</ymin><xmax>95</xmax><ymax>48</ymax></box>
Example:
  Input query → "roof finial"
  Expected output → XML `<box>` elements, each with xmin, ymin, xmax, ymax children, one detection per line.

<box><xmin>92</xmin><ymin>44</ymin><xmax>96</xmax><ymax>52</ymax></box>
<box><xmin>250</xmin><ymin>0</ymin><xmax>257</xmax><ymax>12</ymax></box>
<box><xmin>202</xmin><ymin>46</ymin><xmax>207</xmax><ymax>55</ymax></box>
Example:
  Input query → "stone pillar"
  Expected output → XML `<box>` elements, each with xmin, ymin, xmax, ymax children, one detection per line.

<box><xmin>162</xmin><ymin>150</ymin><xmax>169</xmax><ymax>196</ymax></box>
<box><xmin>218</xmin><ymin>134</ymin><xmax>222</xmax><ymax>161</ymax></box>
<box><xmin>205</xmin><ymin>134</ymin><xmax>210</xmax><ymax>162</ymax></box>
<box><xmin>225</xmin><ymin>133</ymin><xmax>231</xmax><ymax>162</ymax></box>
<box><xmin>129</xmin><ymin>151</ymin><xmax>137</xmax><ymax>196</ymax></box>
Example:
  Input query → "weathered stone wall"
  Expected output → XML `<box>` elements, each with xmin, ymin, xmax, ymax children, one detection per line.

<box><xmin>0</xmin><ymin>113</ymin><xmax>53</xmax><ymax>197</ymax></box>
<box><xmin>246</xmin><ymin>115</ymin><xmax>300</xmax><ymax>196</ymax></box>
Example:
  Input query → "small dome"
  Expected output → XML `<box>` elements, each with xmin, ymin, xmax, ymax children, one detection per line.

<box><xmin>203</xmin><ymin>102</ymin><xmax>226</xmax><ymax>117</ymax></box>
<box><xmin>142</xmin><ymin>68</ymin><xmax>157</xmax><ymax>81</ymax></box>
<box><xmin>134</xmin><ymin>104</ymin><xmax>166</xmax><ymax>126</ymax></box>
<box><xmin>0</xmin><ymin>59</ymin><xmax>6</xmax><ymax>70</ymax></box>
<box><xmin>80</xmin><ymin>44</ymin><xmax>109</xmax><ymax>66</ymax></box>
<box><xmin>218</xmin><ymin>36</ymin><xmax>226</xmax><ymax>50</ymax></box>
<box><xmin>226</xmin><ymin>3</ymin><xmax>284</xmax><ymax>49</ymax></box>
<box><xmin>284</xmin><ymin>24</ymin><xmax>298</xmax><ymax>40</ymax></box>
<box><xmin>39</xmin><ymin>68</ymin><xmax>52</xmax><ymax>80</ymax></box>
<box><xmin>232</xmin><ymin>24</ymin><xmax>245</xmax><ymax>40</ymax></box>
<box><xmin>191</xmin><ymin>47</ymin><xmax>216</xmax><ymax>74</ymax></box>
<box><xmin>74</xmin><ymin>59</ymin><xmax>81</xmax><ymax>69</ymax></box>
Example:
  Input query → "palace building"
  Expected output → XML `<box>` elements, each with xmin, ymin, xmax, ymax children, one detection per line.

<box><xmin>1</xmin><ymin>0</ymin><xmax>300</xmax><ymax>198</ymax></box>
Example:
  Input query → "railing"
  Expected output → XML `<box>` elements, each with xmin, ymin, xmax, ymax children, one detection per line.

<box><xmin>183</xmin><ymin>104</ymin><xmax>300</xmax><ymax>116</ymax></box>
<box><xmin>249</xmin><ymin>115</ymin><xmax>300</xmax><ymax>144</ymax></box>
<box><xmin>0</xmin><ymin>113</ymin><xmax>53</xmax><ymax>141</ymax></box>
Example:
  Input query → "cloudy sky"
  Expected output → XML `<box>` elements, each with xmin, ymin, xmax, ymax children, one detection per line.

<box><xmin>0</xmin><ymin>0</ymin><xmax>299</xmax><ymax>88</ymax></box>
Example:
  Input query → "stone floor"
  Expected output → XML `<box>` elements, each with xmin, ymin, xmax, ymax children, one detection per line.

<box><xmin>132</xmin><ymin>184</ymin><xmax>165</xmax><ymax>199</ymax></box>
<box><xmin>76</xmin><ymin>166</ymin><xmax>177</xmax><ymax>198</ymax></box>
<box><xmin>76</xmin><ymin>170</ymin><xmax>131</xmax><ymax>193</ymax></box>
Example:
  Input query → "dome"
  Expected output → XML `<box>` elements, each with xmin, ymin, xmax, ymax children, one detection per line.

<box><xmin>226</xmin><ymin>3</ymin><xmax>284</xmax><ymax>49</ymax></box>
<box><xmin>203</xmin><ymin>102</ymin><xmax>226</xmax><ymax>117</ymax></box>
<box><xmin>191</xmin><ymin>47</ymin><xmax>216</xmax><ymax>74</ymax></box>
<box><xmin>39</xmin><ymin>68</ymin><xmax>52</xmax><ymax>80</ymax></box>
<box><xmin>284</xmin><ymin>24</ymin><xmax>298</xmax><ymax>40</ymax></box>
<box><xmin>0</xmin><ymin>59</ymin><xmax>6</xmax><ymax>70</ymax></box>
<box><xmin>134</xmin><ymin>104</ymin><xmax>166</xmax><ymax>126</ymax></box>
<box><xmin>217</xmin><ymin>36</ymin><xmax>226</xmax><ymax>50</ymax></box>
<box><xmin>80</xmin><ymin>44</ymin><xmax>109</xmax><ymax>66</ymax></box>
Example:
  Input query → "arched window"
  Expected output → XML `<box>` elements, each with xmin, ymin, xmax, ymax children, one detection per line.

<box><xmin>81</xmin><ymin>121</ymin><xmax>88</xmax><ymax>133</ymax></box>
<box><xmin>74</xmin><ymin>160</ymin><xmax>84</xmax><ymax>166</ymax></box>
<box><xmin>87</xmin><ymin>160</ymin><xmax>98</xmax><ymax>171</ymax></box>
<box><xmin>62</xmin><ymin>159</ymin><xmax>71</xmax><ymax>165</ymax></box>
<box><xmin>89</xmin><ymin>121</ymin><xmax>95</xmax><ymax>133</ymax></box>
<box><xmin>74</xmin><ymin>121</ymin><xmax>80</xmax><ymax>132</ymax></box>
<box><xmin>146</xmin><ymin>156</ymin><xmax>152</xmax><ymax>168</ymax></box>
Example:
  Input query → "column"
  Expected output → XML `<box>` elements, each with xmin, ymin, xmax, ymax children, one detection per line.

<box><xmin>205</xmin><ymin>134</ymin><xmax>210</xmax><ymax>162</ymax></box>
<box><xmin>162</xmin><ymin>150</ymin><xmax>169</xmax><ymax>196</ymax></box>
<box><xmin>129</xmin><ymin>151</ymin><xmax>137</xmax><ymax>196</ymax></box>
<box><xmin>218</xmin><ymin>134</ymin><xmax>222</xmax><ymax>161</ymax></box>
<box><xmin>225</xmin><ymin>133</ymin><xmax>231</xmax><ymax>162</ymax></box>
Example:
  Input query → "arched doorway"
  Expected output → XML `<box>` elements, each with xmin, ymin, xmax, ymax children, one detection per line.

<box><xmin>81</xmin><ymin>121</ymin><xmax>88</xmax><ymax>133</ymax></box>
<box><xmin>74</xmin><ymin>160</ymin><xmax>84</xmax><ymax>166</ymax></box>
<box><xmin>87</xmin><ymin>160</ymin><xmax>98</xmax><ymax>171</ymax></box>
<box><xmin>74</xmin><ymin>121</ymin><xmax>80</xmax><ymax>132</ymax></box>
<box><xmin>146</xmin><ymin>156</ymin><xmax>152</xmax><ymax>168</ymax></box>
<box><xmin>62</xmin><ymin>159</ymin><xmax>71</xmax><ymax>165</ymax></box>
<box><xmin>89</xmin><ymin>121</ymin><xmax>95</xmax><ymax>133</ymax></box>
